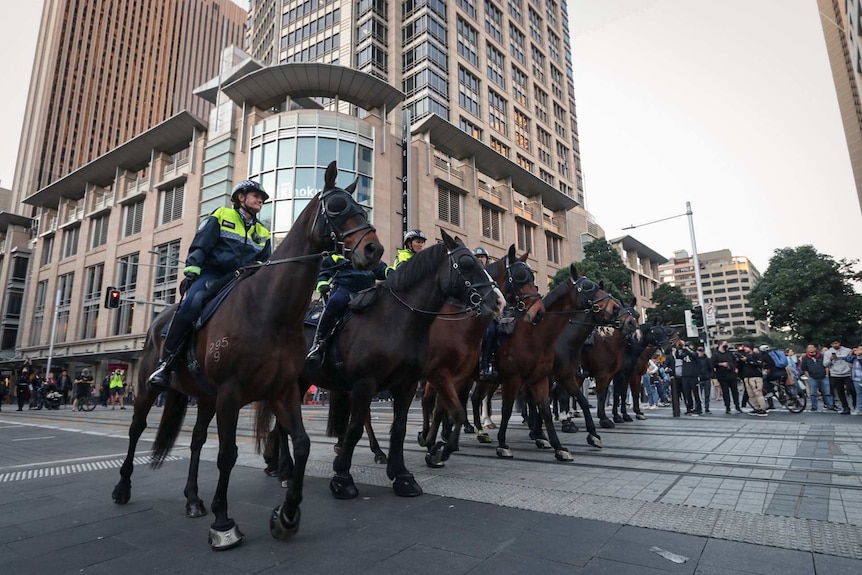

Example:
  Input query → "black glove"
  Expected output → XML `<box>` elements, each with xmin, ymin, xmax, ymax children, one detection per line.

<box><xmin>318</xmin><ymin>283</ymin><xmax>331</xmax><ymax>296</ymax></box>
<box><xmin>180</xmin><ymin>272</ymin><xmax>198</xmax><ymax>296</ymax></box>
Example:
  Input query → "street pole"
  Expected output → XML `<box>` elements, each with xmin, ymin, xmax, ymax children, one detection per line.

<box><xmin>686</xmin><ymin>202</ymin><xmax>711</xmax><ymax>354</ymax></box>
<box><xmin>45</xmin><ymin>286</ymin><xmax>61</xmax><ymax>382</ymax></box>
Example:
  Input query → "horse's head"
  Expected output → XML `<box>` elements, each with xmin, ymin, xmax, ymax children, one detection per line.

<box><xmin>544</xmin><ymin>265</ymin><xmax>621</xmax><ymax>325</ymax></box>
<box><xmin>316</xmin><ymin>161</ymin><xmax>384</xmax><ymax>269</ymax></box>
<box><xmin>617</xmin><ymin>297</ymin><xmax>640</xmax><ymax>336</ymax></box>
<box><xmin>659</xmin><ymin>324</ymin><xmax>681</xmax><ymax>353</ymax></box>
<box><xmin>487</xmin><ymin>245</ymin><xmax>545</xmax><ymax>324</ymax></box>
<box><xmin>440</xmin><ymin>230</ymin><xmax>505</xmax><ymax>319</ymax></box>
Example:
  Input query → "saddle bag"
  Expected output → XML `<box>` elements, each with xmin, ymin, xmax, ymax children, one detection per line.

<box><xmin>348</xmin><ymin>287</ymin><xmax>379</xmax><ymax>313</ymax></box>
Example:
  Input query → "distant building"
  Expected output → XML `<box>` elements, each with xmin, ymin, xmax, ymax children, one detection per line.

<box><xmin>0</xmin><ymin>186</ymin><xmax>32</xmax><ymax>359</ymax></box>
<box><xmin>659</xmin><ymin>249</ymin><xmax>767</xmax><ymax>337</ymax></box>
<box><xmin>608</xmin><ymin>235</ymin><xmax>667</xmax><ymax>320</ymax></box>
<box><xmin>817</xmin><ymin>0</ymin><xmax>862</xmax><ymax>213</ymax></box>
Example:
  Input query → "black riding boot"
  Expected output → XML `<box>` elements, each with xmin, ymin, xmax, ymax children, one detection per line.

<box><xmin>306</xmin><ymin>305</ymin><xmax>338</xmax><ymax>369</ymax></box>
<box><xmin>479</xmin><ymin>337</ymin><xmax>497</xmax><ymax>379</ymax></box>
<box><xmin>147</xmin><ymin>313</ymin><xmax>192</xmax><ymax>389</ymax></box>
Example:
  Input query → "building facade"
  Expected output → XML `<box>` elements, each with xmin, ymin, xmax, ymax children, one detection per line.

<box><xmin>608</xmin><ymin>235</ymin><xmax>667</xmax><ymax>320</ymax></box>
<box><xmin>11</xmin><ymin>0</ymin><xmax>247</xmax><ymax>210</ymax></box>
<box><xmin>0</xmin><ymin>188</ymin><xmax>33</xmax><ymax>362</ymax></box>
<box><xmin>818</xmin><ymin>0</ymin><xmax>862</xmax><ymax>213</ymax></box>
<box><xmin>659</xmin><ymin>249</ymin><xmax>768</xmax><ymax>337</ymax></box>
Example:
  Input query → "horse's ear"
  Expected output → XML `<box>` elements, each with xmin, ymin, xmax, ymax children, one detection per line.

<box><xmin>599</xmin><ymin>280</ymin><xmax>605</xmax><ymax>289</ymax></box>
<box><xmin>630</xmin><ymin>297</ymin><xmax>637</xmax><ymax>307</ymax></box>
<box><xmin>507</xmin><ymin>244</ymin><xmax>516</xmax><ymax>262</ymax></box>
<box><xmin>441</xmin><ymin>228</ymin><xmax>456</xmax><ymax>248</ymax></box>
<box><xmin>569</xmin><ymin>263</ymin><xmax>577</xmax><ymax>278</ymax></box>
<box><xmin>324</xmin><ymin>161</ymin><xmax>338</xmax><ymax>190</ymax></box>
<box><xmin>345</xmin><ymin>177</ymin><xmax>358</xmax><ymax>194</ymax></box>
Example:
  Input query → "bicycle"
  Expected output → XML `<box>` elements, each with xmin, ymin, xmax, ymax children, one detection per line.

<box><xmin>766</xmin><ymin>374</ymin><xmax>807</xmax><ymax>413</ymax></box>
<box><xmin>76</xmin><ymin>385</ymin><xmax>97</xmax><ymax>412</ymax></box>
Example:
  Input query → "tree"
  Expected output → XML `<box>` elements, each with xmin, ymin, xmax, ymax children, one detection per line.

<box><xmin>549</xmin><ymin>238</ymin><xmax>632</xmax><ymax>299</ymax></box>
<box><xmin>748</xmin><ymin>245</ymin><xmax>862</xmax><ymax>345</ymax></box>
<box><xmin>646</xmin><ymin>283</ymin><xmax>689</xmax><ymax>326</ymax></box>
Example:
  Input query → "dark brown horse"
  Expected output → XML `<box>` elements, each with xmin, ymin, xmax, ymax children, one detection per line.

<box><xmin>471</xmin><ymin>266</ymin><xmax>622</xmax><ymax>461</ymax></box>
<box><xmin>265</xmin><ymin>230</ymin><xmax>504</xmax><ymax>500</ymax></box>
<box><xmin>418</xmin><ymin>246</ymin><xmax>545</xmax><ymax>468</ymax></box>
<box><xmin>610</xmin><ymin>323</ymin><xmax>678</xmax><ymax>423</ymax></box>
<box><xmin>111</xmin><ymin>162</ymin><xmax>383</xmax><ymax>550</ymax></box>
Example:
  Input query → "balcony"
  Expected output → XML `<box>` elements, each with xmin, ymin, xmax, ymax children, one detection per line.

<box><xmin>477</xmin><ymin>181</ymin><xmax>507</xmax><ymax>209</ymax></box>
<box><xmin>88</xmin><ymin>190</ymin><xmax>114</xmax><ymax>214</ymax></box>
<box><xmin>543</xmin><ymin>213</ymin><xmax>564</xmax><ymax>235</ymax></box>
<box><xmin>160</xmin><ymin>157</ymin><xmax>189</xmax><ymax>182</ymax></box>
<box><xmin>513</xmin><ymin>201</ymin><xmax>540</xmax><ymax>224</ymax></box>
<box><xmin>433</xmin><ymin>155</ymin><xmax>464</xmax><ymax>182</ymax></box>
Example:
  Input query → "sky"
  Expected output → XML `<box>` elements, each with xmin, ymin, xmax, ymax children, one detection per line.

<box><xmin>0</xmin><ymin>0</ymin><xmax>859</xmax><ymax>274</ymax></box>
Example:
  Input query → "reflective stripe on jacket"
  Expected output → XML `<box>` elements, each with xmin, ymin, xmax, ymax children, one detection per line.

<box><xmin>186</xmin><ymin>207</ymin><xmax>271</xmax><ymax>275</ymax></box>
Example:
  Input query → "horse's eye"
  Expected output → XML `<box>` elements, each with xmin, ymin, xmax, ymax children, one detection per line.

<box><xmin>458</xmin><ymin>254</ymin><xmax>476</xmax><ymax>271</ymax></box>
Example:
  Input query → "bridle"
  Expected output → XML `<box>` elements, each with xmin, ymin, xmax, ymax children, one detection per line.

<box><xmin>554</xmin><ymin>276</ymin><xmax>621</xmax><ymax>327</ymax></box>
<box><xmin>504</xmin><ymin>258</ymin><xmax>542</xmax><ymax>312</ymax></box>
<box><xmin>315</xmin><ymin>187</ymin><xmax>377</xmax><ymax>258</ymax></box>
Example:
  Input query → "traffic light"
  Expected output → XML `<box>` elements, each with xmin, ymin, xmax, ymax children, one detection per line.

<box><xmin>691</xmin><ymin>305</ymin><xmax>704</xmax><ymax>328</ymax></box>
<box><xmin>104</xmin><ymin>287</ymin><xmax>121</xmax><ymax>309</ymax></box>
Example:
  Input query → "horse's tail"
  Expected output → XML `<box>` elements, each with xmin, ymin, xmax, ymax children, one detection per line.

<box><xmin>150</xmin><ymin>388</ymin><xmax>188</xmax><ymax>468</ymax></box>
<box><xmin>253</xmin><ymin>400</ymin><xmax>274</xmax><ymax>455</ymax></box>
<box><xmin>326</xmin><ymin>388</ymin><xmax>350</xmax><ymax>438</ymax></box>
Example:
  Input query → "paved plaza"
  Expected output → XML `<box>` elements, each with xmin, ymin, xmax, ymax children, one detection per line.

<box><xmin>1</xmin><ymin>398</ymin><xmax>861</xmax><ymax>573</ymax></box>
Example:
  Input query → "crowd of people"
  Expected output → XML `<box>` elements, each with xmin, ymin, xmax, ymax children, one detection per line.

<box><xmin>0</xmin><ymin>360</ymin><xmax>131</xmax><ymax>412</ymax></box>
<box><xmin>640</xmin><ymin>338</ymin><xmax>862</xmax><ymax>418</ymax></box>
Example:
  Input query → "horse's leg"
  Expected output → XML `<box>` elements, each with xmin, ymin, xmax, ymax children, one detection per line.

<box><xmin>616</xmin><ymin>373</ymin><xmax>633</xmax><ymax>422</ymax></box>
<box><xmin>426</xmin><ymin>379</ymin><xmax>467</xmax><ymax>467</ymax></box>
<box><xmin>423</xmin><ymin>399</ymin><xmax>445</xmax><ymax>467</ymax></box>
<box><xmin>269</xmin><ymin>396</ymin><xmax>310</xmax><ymax>541</ymax></box>
<box><xmin>461</xmin><ymin>382</ymin><xmax>475</xmax><ymax>434</ymax></box>
<box><xmin>112</xmin><ymin>385</ymin><xmax>159</xmax><ymax>504</ymax></box>
<box><xmin>387</xmin><ymin>381</ymin><xmax>422</xmax><ymax>497</ymax></box>
<box><xmin>596</xmin><ymin>379</ymin><xmax>615</xmax><ymax>429</ymax></box>
<box><xmin>184</xmin><ymin>400</ymin><xmax>215</xmax><ymax>518</ymax></box>
<box><xmin>495</xmin><ymin>380</ymin><xmax>518</xmax><ymax>458</ymax></box>
<box><xmin>571</xmin><ymin>384</ymin><xmax>601</xmax><ymax>448</ymax></box>
<box><xmin>632</xmin><ymin>375</ymin><xmax>647</xmax><ymax>420</ymax></box>
<box><xmin>472</xmin><ymin>382</ymin><xmax>492</xmax><ymax>443</ymax></box>
<box><xmin>418</xmin><ymin>383</ymin><xmax>434</xmax><ymax>447</ymax></box>
<box><xmin>208</xmin><ymin>403</ymin><xmax>243</xmax><ymax>551</ymax></box>
<box><xmin>364</xmin><ymin>413</ymin><xmax>387</xmax><ymax>464</ymax></box>
<box><xmin>481</xmin><ymin>388</ymin><xmax>496</xmax><ymax>429</ymax></box>
<box><xmin>533</xmin><ymin>379</ymin><xmax>573</xmax><ymax>461</ymax></box>
<box><xmin>330</xmin><ymin>382</ymin><xmax>374</xmax><ymax>499</ymax></box>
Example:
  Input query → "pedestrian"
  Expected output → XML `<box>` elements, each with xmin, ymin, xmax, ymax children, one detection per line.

<box><xmin>825</xmin><ymin>339</ymin><xmax>854</xmax><ymax>415</ymax></box>
<box><xmin>800</xmin><ymin>343</ymin><xmax>833</xmax><ymax>411</ymax></box>
<box><xmin>16</xmin><ymin>362</ymin><xmax>31</xmax><ymax>411</ymax></box>
<box><xmin>72</xmin><ymin>368</ymin><xmax>93</xmax><ymax>412</ymax></box>
<box><xmin>713</xmin><ymin>340</ymin><xmax>741</xmax><ymax>414</ymax></box>
<box><xmin>100</xmin><ymin>374</ymin><xmax>110</xmax><ymax>407</ymax></box>
<box><xmin>737</xmin><ymin>343</ymin><xmax>767</xmax><ymax>417</ymax></box>
<box><xmin>109</xmin><ymin>369</ymin><xmax>126</xmax><ymax>409</ymax></box>
<box><xmin>845</xmin><ymin>346</ymin><xmax>862</xmax><ymax>415</ymax></box>
<box><xmin>0</xmin><ymin>376</ymin><xmax>9</xmax><ymax>411</ymax></box>
<box><xmin>675</xmin><ymin>341</ymin><xmax>701</xmax><ymax>415</ymax></box>
<box><xmin>644</xmin><ymin>359</ymin><xmax>659</xmax><ymax>409</ymax></box>
<box><xmin>696</xmin><ymin>346</ymin><xmax>714</xmax><ymax>414</ymax></box>
<box><xmin>57</xmin><ymin>369</ymin><xmax>73</xmax><ymax>408</ymax></box>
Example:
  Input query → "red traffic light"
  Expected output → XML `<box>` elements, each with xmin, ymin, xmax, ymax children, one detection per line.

<box><xmin>104</xmin><ymin>287</ymin><xmax>122</xmax><ymax>308</ymax></box>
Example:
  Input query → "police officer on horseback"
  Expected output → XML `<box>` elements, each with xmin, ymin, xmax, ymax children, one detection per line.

<box><xmin>147</xmin><ymin>180</ymin><xmax>271</xmax><ymax>388</ymax></box>
<box><xmin>386</xmin><ymin>229</ymin><xmax>426</xmax><ymax>275</ymax></box>
<box><xmin>305</xmin><ymin>253</ymin><xmax>387</xmax><ymax>368</ymax></box>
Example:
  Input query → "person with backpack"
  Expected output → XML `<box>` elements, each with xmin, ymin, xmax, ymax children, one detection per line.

<box><xmin>761</xmin><ymin>345</ymin><xmax>788</xmax><ymax>410</ymax></box>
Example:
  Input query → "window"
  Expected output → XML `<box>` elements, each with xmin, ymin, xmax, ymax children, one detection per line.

<box><xmin>457</xmin><ymin>17</ymin><xmax>479</xmax><ymax>67</ymax></box>
<box><xmin>457</xmin><ymin>0</ymin><xmax>475</xmax><ymax>19</ymax></box>
<box><xmin>486</xmin><ymin>43</ymin><xmax>505</xmax><ymax>89</ymax></box>
<box><xmin>514</xmin><ymin>109</ymin><xmax>531</xmax><ymax>151</ymax></box>
<box><xmin>41</xmin><ymin>235</ymin><xmax>54</xmax><ymax>266</ymax></box>
<box><xmin>459</xmin><ymin>117</ymin><xmax>482</xmax><ymax>140</ymax></box>
<box><xmin>509</xmin><ymin>24</ymin><xmax>526</xmax><ymax>65</ymax></box>
<box><xmin>56</xmin><ymin>273</ymin><xmax>74</xmax><ymax>344</ymax></box>
<box><xmin>511</xmin><ymin>65</ymin><xmax>528</xmax><ymax>107</ymax></box>
<box><xmin>123</xmin><ymin>200</ymin><xmax>145</xmax><ymax>237</ymax></box>
<box><xmin>113</xmin><ymin>253</ymin><xmax>139</xmax><ymax>336</ymax></box>
<box><xmin>517</xmin><ymin>220</ymin><xmax>534</xmax><ymax>253</ymax></box>
<box><xmin>438</xmin><ymin>185</ymin><xmax>462</xmax><ymax>226</ymax></box>
<box><xmin>508</xmin><ymin>0</ymin><xmax>522</xmax><ymax>23</ymax></box>
<box><xmin>546</xmin><ymin>234</ymin><xmax>561</xmax><ymax>264</ymax></box>
<box><xmin>548</xmin><ymin>30</ymin><xmax>561</xmax><ymax>63</ymax></box>
<box><xmin>80</xmin><ymin>264</ymin><xmax>103</xmax><ymax>340</ymax></box>
<box><xmin>153</xmin><ymin>240</ymin><xmax>181</xmax><ymax>316</ymax></box>
<box><xmin>490</xmin><ymin>137</ymin><xmax>510</xmax><ymax>158</ymax></box>
<box><xmin>30</xmin><ymin>280</ymin><xmax>48</xmax><ymax>346</ymax></box>
<box><xmin>531</xmin><ymin>44</ymin><xmax>545</xmax><ymax>82</ymax></box>
<box><xmin>528</xmin><ymin>6</ymin><xmax>543</xmax><ymax>45</ymax></box>
<box><xmin>481</xmin><ymin>204</ymin><xmax>501</xmax><ymax>241</ymax></box>
<box><xmin>89</xmin><ymin>215</ymin><xmax>109</xmax><ymax>248</ymax></box>
<box><xmin>458</xmin><ymin>66</ymin><xmax>481</xmax><ymax>117</ymax></box>
<box><xmin>159</xmin><ymin>184</ymin><xmax>184</xmax><ymax>225</ymax></box>
<box><xmin>484</xmin><ymin>1</ymin><xmax>503</xmax><ymax>43</ymax></box>
<box><xmin>488</xmin><ymin>89</ymin><xmax>508</xmax><ymax>135</ymax></box>
<box><xmin>516</xmin><ymin>154</ymin><xmax>534</xmax><ymax>173</ymax></box>
<box><xmin>534</xmin><ymin>86</ymin><xmax>549</xmax><ymax>123</ymax></box>
<box><xmin>61</xmin><ymin>225</ymin><xmax>80</xmax><ymax>259</ymax></box>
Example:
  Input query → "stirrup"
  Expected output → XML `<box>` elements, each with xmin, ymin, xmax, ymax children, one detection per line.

<box><xmin>147</xmin><ymin>362</ymin><xmax>172</xmax><ymax>389</ymax></box>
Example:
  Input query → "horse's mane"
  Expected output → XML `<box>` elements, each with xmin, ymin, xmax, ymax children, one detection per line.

<box><xmin>385</xmin><ymin>242</ymin><xmax>449</xmax><ymax>293</ymax></box>
<box><xmin>543</xmin><ymin>275</ymin><xmax>571</xmax><ymax>309</ymax></box>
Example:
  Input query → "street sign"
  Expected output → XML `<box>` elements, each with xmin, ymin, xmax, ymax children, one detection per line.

<box><xmin>684</xmin><ymin>310</ymin><xmax>698</xmax><ymax>338</ymax></box>
<box><xmin>705</xmin><ymin>304</ymin><xmax>717</xmax><ymax>327</ymax></box>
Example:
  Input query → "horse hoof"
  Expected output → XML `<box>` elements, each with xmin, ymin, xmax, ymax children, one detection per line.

<box><xmin>393</xmin><ymin>474</ymin><xmax>423</xmax><ymax>497</ymax></box>
<box><xmin>623</xmin><ymin>414</ymin><xmax>633</xmax><ymax>423</ymax></box>
<box><xmin>111</xmin><ymin>482</ymin><xmax>131</xmax><ymax>505</ymax></box>
<box><xmin>483</xmin><ymin>422</ymin><xmax>497</xmax><ymax>430</ymax></box>
<box><xmin>208</xmin><ymin>524</ymin><xmax>244</xmax><ymax>551</ymax></box>
<box><xmin>477</xmin><ymin>432</ymin><xmax>492</xmax><ymax>444</ymax></box>
<box><xmin>555</xmin><ymin>449</ymin><xmax>573</xmax><ymax>462</ymax></box>
<box><xmin>635</xmin><ymin>414</ymin><xmax>647</xmax><ymax>421</ymax></box>
<box><xmin>270</xmin><ymin>504</ymin><xmax>301</xmax><ymax>540</ymax></box>
<box><xmin>613</xmin><ymin>414</ymin><xmax>623</xmax><ymax>424</ymax></box>
<box><xmin>561</xmin><ymin>420</ymin><xmax>578</xmax><ymax>433</ymax></box>
<box><xmin>333</xmin><ymin>444</ymin><xmax>341</xmax><ymax>455</ymax></box>
<box><xmin>374</xmin><ymin>453</ymin><xmax>388</xmax><ymax>465</ymax></box>
<box><xmin>417</xmin><ymin>431</ymin><xmax>427</xmax><ymax>447</ymax></box>
<box><xmin>496</xmin><ymin>447</ymin><xmax>513</xmax><ymax>458</ymax></box>
<box><xmin>600</xmin><ymin>418</ymin><xmax>616</xmax><ymax>429</ymax></box>
<box><xmin>425</xmin><ymin>453</ymin><xmax>445</xmax><ymax>468</ymax></box>
<box><xmin>263</xmin><ymin>466</ymin><xmax>279</xmax><ymax>478</ymax></box>
<box><xmin>330</xmin><ymin>474</ymin><xmax>359</xmax><ymax>499</ymax></box>
<box><xmin>587</xmin><ymin>434</ymin><xmax>603</xmax><ymax>449</ymax></box>
<box><xmin>186</xmin><ymin>499</ymin><xmax>208</xmax><ymax>518</ymax></box>
<box><xmin>535</xmin><ymin>439</ymin><xmax>552</xmax><ymax>449</ymax></box>
<box><xmin>281</xmin><ymin>479</ymin><xmax>289</xmax><ymax>488</ymax></box>
<box><xmin>463</xmin><ymin>423</ymin><xmax>475</xmax><ymax>434</ymax></box>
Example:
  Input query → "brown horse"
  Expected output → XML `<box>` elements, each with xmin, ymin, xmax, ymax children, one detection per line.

<box><xmin>610</xmin><ymin>323</ymin><xmax>678</xmax><ymax>423</ymax></box>
<box><xmin>471</xmin><ymin>266</ymin><xmax>622</xmax><ymax>461</ymax></box>
<box><xmin>418</xmin><ymin>246</ymin><xmax>545</xmax><ymax>468</ymax></box>
<box><xmin>268</xmin><ymin>230</ymin><xmax>504</xmax><ymax>500</ymax></box>
<box><xmin>111</xmin><ymin>162</ymin><xmax>383</xmax><ymax>550</ymax></box>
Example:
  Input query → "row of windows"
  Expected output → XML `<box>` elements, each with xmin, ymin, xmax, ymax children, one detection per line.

<box><xmin>39</xmin><ymin>186</ymin><xmax>184</xmax><ymax>267</ymax></box>
<box><xmin>280</xmin><ymin>7</ymin><xmax>340</xmax><ymax>49</ymax></box>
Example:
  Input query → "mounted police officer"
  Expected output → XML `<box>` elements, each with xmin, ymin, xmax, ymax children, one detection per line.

<box><xmin>386</xmin><ymin>229</ymin><xmax>426</xmax><ymax>275</ymax></box>
<box><xmin>147</xmin><ymin>180</ymin><xmax>271</xmax><ymax>388</ymax></box>
<box><xmin>305</xmin><ymin>252</ymin><xmax>387</xmax><ymax>368</ymax></box>
<box><xmin>473</xmin><ymin>246</ymin><xmax>490</xmax><ymax>266</ymax></box>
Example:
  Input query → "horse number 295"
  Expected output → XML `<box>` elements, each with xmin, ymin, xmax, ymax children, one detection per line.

<box><xmin>209</xmin><ymin>337</ymin><xmax>229</xmax><ymax>362</ymax></box>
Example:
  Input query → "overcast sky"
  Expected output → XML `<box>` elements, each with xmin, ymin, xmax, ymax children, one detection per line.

<box><xmin>1</xmin><ymin>1</ymin><xmax>858</xmax><ymax>273</ymax></box>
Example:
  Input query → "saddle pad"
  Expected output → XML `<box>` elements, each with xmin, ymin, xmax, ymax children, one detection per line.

<box><xmin>196</xmin><ymin>275</ymin><xmax>242</xmax><ymax>330</ymax></box>
<box><xmin>304</xmin><ymin>302</ymin><xmax>325</xmax><ymax>327</ymax></box>
<box><xmin>348</xmin><ymin>286</ymin><xmax>379</xmax><ymax>312</ymax></box>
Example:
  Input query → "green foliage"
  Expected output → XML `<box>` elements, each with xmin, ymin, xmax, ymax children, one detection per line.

<box><xmin>647</xmin><ymin>283</ymin><xmax>689</xmax><ymax>326</ymax></box>
<box><xmin>748</xmin><ymin>245</ymin><xmax>862</xmax><ymax>345</ymax></box>
<box><xmin>549</xmin><ymin>238</ymin><xmax>632</xmax><ymax>298</ymax></box>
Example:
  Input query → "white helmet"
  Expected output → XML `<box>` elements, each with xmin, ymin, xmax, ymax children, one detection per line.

<box><xmin>759</xmin><ymin>345</ymin><xmax>770</xmax><ymax>352</ymax></box>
